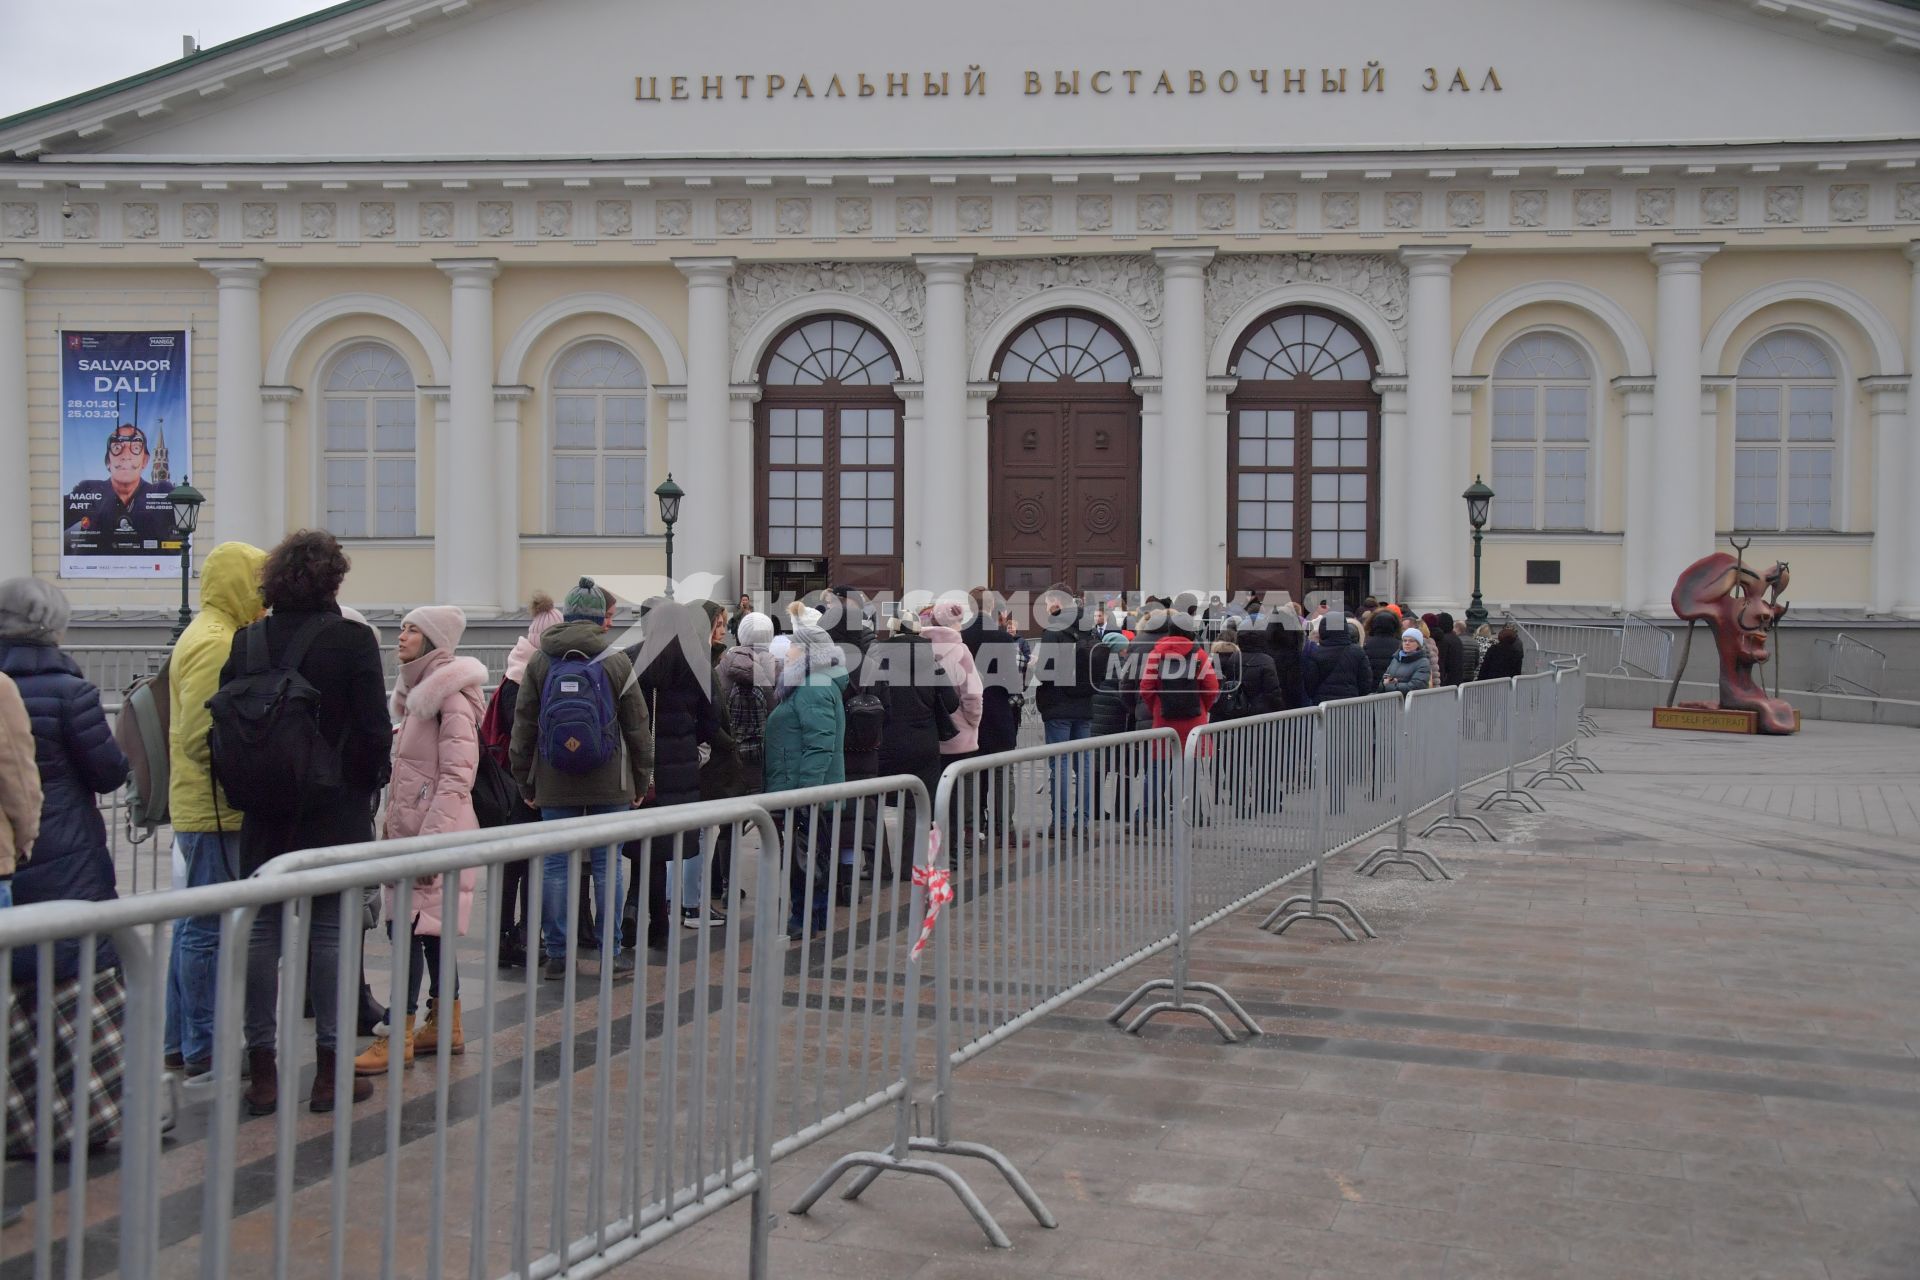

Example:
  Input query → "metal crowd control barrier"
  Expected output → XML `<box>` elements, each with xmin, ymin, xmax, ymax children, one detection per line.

<box><xmin>1620</xmin><ymin>613</ymin><xmax>1674</xmax><ymax>680</ymax></box>
<box><xmin>1358</xmin><ymin>687</ymin><xmax>1458</xmax><ymax>881</ymax></box>
<box><xmin>1812</xmin><ymin>632</ymin><xmax>1888</xmax><ymax>697</ymax></box>
<box><xmin>1514</xmin><ymin>616</ymin><xmax>1672</xmax><ymax>681</ymax></box>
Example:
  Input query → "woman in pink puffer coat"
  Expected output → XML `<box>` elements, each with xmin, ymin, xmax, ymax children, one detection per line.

<box><xmin>355</xmin><ymin>605</ymin><xmax>487</xmax><ymax>1075</ymax></box>
<box><xmin>923</xmin><ymin>599</ymin><xmax>986</xmax><ymax>864</ymax></box>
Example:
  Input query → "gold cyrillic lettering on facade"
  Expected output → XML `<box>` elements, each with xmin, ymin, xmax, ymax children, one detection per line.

<box><xmin>670</xmin><ymin>74</ymin><xmax>689</xmax><ymax>100</ymax></box>
<box><xmin>1056</xmin><ymin>70</ymin><xmax>1080</xmax><ymax>94</ymax></box>
<box><xmin>1217</xmin><ymin>69</ymin><xmax>1238</xmax><ymax>93</ymax></box>
<box><xmin>1361</xmin><ymin>61</ymin><xmax>1384</xmax><ymax>92</ymax></box>
<box><xmin>766</xmin><ymin>73</ymin><xmax>785</xmax><ymax>96</ymax></box>
<box><xmin>887</xmin><ymin>71</ymin><xmax>909</xmax><ymax>95</ymax></box>
<box><xmin>1090</xmin><ymin>69</ymin><xmax>1112</xmax><ymax>93</ymax></box>
<box><xmin>735</xmin><ymin>74</ymin><xmax>755</xmax><ymax>96</ymax></box>
<box><xmin>1283</xmin><ymin>68</ymin><xmax>1306</xmax><ymax>93</ymax></box>
<box><xmin>924</xmin><ymin>71</ymin><xmax>949</xmax><ymax>95</ymax></box>
<box><xmin>826</xmin><ymin>74</ymin><xmax>847</xmax><ymax>97</ymax></box>
<box><xmin>1123</xmin><ymin>69</ymin><xmax>1144</xmax><ymax>93</ymax></box>
<box><xmin>858</xmin><ymin>73</ymin><xmax>876</xmax><ymax>97</ymax></box>
<box><xmin>1153</xmin><ymin>70</ymin><xmax>1175</xmax><ymax>94</ymax></box>
<box><xmin>1449</xmin><ymin>67</ymin><xmax>1470</xmax><ymax>91</ymax></box>
<box><xmin>1422</xmin><ymin>66</ymin><xmax>1439</xmax><ymax>92</ymax></box>
<box><xmin>1321</xmin><ymin>67</ymin><xmax>1346</xmax><ymax>92</ymax></box>
<box><xmin>963</xmin><ymin>65</ymin><xmax>986</xmax><ymax>95</ymax></box>
<box><xmin>1188</xmin><ymin>69</ymin><xmax>1207</xmax><ymax>93</ymax></box>
<box><xmin>1248</xmin><ymin>68</ymin><xmax>1268</xmax><ymax>93</ymax></box>
<box><xmin>1481</xmin><ymin>67</ymin><xmax>1502</xmax><ymax>91</ymax></box>
<box><xmin>701</xmin><ymin>75</ymin><xmax>723</xmax><ymax>99</ymax></box>
<box><xmin>635</xmin><ymin>75</ymin><xmax>659</xmax><ymax>101</ymax></box>
<box><xmin>794</xmin><ymin>74</ymin><xmax>813</xmax><ymax>97</ymax></box>
<box><xmin>1025</xmin><ymin>71</ymin><xmax>1043</xmax><ymax>95</ymax></box>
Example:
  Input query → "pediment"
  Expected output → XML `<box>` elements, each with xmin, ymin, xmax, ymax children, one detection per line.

<box><xmin>3</xmin><ymin>0</ymin><xmax>1918</xmax><ymax>163</ymax></box>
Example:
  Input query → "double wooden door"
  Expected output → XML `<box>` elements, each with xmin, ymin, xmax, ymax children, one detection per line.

<box><xmin>989</xmin><ymin>388</ymin><xmax>1140</xmax><ymax>598</ymax></box>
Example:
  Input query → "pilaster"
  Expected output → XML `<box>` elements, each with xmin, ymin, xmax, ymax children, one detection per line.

<box><xmin>1398</xmin><ymin>245</ymin><xmax>1469</xmax><ymax>607</ymax></box>
<box><xmin>673</xmin><ymin>256</ymin><xmax>736</xmax><ymax>595</ymax></box>
<box><xmin>1646</xmin><ymin>242</ymin><xmax>1721</xmax><ymax>616</ymax></box>
<box><xmin>197</xmin><ymin>258</ymin><xmax>268</xmax><ymax>548</ymax></box>
<box><xmin>1153</xmin><ymin>246</ymin><xmax>1216</xmax><ymax>595</ymax></box>
<box><xmin>0</xmin><ymin>261</ymin><xmax>32</xmax><ymax>579</ymax></box>
<box><xmin>435</xmin><ymin>257</ymin><xmax>502</xmax><ymax>612</ymax></box>
<box><xmin>915</xmin><ymin>253</ymin><xmax>975</xmax><ymax>594</ymax></box>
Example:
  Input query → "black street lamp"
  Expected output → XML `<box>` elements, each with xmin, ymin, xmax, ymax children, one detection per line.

<box><xmin>654</xmin><ymin>473</ymin><xmax>684</xmax><ymax>590</ymax></box>
<box><xmin>1462</xmin><ymin>475</ymin><xmax>1494</xmax><ymax>629</ymax></box>
<box><xmin>166</xmin><ymin>477</ymin><xmax>205</xmax><ymax>643</ymax></box>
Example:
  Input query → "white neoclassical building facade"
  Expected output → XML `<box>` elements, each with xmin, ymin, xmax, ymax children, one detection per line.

<box><xmin>2</xmin><ymin>0</ymin><xmax>1919</xmax><ymax>618</ymax></box>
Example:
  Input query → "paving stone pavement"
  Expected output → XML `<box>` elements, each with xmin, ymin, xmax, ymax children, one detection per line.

<box><xmin>635</xmin><ymin>710</ymin><xmax>1920</xmax><ymax>1280</ymax></box>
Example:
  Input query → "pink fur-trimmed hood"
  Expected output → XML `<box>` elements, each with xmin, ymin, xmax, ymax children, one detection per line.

<box><xmin>391</xmin><ymin>653</ymin><xmax>489</xmax><ymax>720</ymax></box>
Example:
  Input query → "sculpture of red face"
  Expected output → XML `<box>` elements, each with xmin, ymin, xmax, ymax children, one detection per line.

<box><xmin>1671</xmin><ymin>552</ymin><xmax>1796</xmax><ymax>734</ymax></box>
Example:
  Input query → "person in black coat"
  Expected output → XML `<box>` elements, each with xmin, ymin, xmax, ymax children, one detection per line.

<box><xmin>1228</xmin><ymin>624</ymin><xmax>1284</xmax><ymax>718</ymax></box>
<box><xmin>625</xmin><ymin>599</ymin><xmax>720</xmax><ymax>943</ymax></box>
<box><xmin>215</xmin><ymin>531</ymin><xmax>389</xmax><ymax>1112</ymax></box>
<box><xmin>1033</xmin><ymin>591</ymin><xmax>1097</xmax><ymax>834</ymax></box>
<box><xmin>824</xmin><ymin>588</ymin><xmax>881</xmax><ymax>871</ymax></box>
<box><xmin>1306</xmin><ymin>612</ymin><xmax>1375</xmax><ymax>705</ymax></box>
<box><xmin>0</xmin><ymin>579</ymin><xmax>129</xmax><ymax>986</ymax></box>
<box><xmin>960</xmin><ymin>591</ymin><xmax>1021</xmax><ymax>840</ymax></box>
<box><xmin>1362</xmin><ymin>611</ymin><xmax>1401</xmax><ymax>692</ymax></box>
<box><xmin>1435</xmin><ymin>612</ymin><xmax>1466</xmax><ymax>687</ymax></box>
<box><xmin>866</xmin><ymin>619</ymin><xmax>959</xmax><ymax>873</ymax></box>
<box><xmin>1477</xmin><ymin>624</ymin><xmax>1525</xmax><ymax>680</ymax></box>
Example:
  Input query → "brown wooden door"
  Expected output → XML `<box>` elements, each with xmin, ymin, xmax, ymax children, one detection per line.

<box><xmin>990</xmin><ymin>391</ymin><xmax>1140</xmax><ymax>598</ymax></box>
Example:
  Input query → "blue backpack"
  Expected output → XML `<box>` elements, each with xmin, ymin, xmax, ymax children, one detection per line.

<box><xmin>537</xmin><ymin>651</ymin><xmax>619</xmax><ymax>775</ymax></box>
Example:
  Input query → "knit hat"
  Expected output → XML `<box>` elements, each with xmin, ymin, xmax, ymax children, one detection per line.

<box><xmin>526</xmin><ymin>599</ymin><xmax>563</xmax><ymax>644</ymax></box>
<box><xmin>0</xmin><ymin>577</ymin><xmax>71</xmax><ymax>646</ymax></box>
<box><xmin>1099</xmin><ymin>629</ymin><xmax>1130</xmax><ymax>651</ymax></box>
<box><xmin>403</xmin><ymin>604</ymin><xmax>467</xmax><ymax>654</ymax></box>
<box><xmin>562</xmin><ymin>576</ymin><xmax>611</xmax><ymax>622</ymax></box>
<box><xmin>736</xmin><ymin>611</ymin><xmax>775</xmax><ymax>647</ymax></box>
<box><xmin>1402</xmin><ymin>627</ymin><xmax>1423</xmax><ymax>643</ymax></box>
<box><xmin>787</xmin><ymin>599</ymin><xmax>822</xmax><ymax>628</ymax></box>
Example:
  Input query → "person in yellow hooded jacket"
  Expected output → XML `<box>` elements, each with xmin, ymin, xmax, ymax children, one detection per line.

<box><xmin>164</xmin><ymin>541</ymin><xmax>279</xmax><ymax>1112</ymax></box>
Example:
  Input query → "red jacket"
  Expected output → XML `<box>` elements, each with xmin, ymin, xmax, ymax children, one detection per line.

<box><xmin>1139</xmin><ymin>632</ymin><xmax>1220</xmax><ymax>747</ymax></box>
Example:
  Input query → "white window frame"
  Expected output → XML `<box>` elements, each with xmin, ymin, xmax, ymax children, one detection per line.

<box><xmin>545</xmin><ymin>338</ymin><xmax>651</xmax><ymax>537</ymax></box>
<box><xmin>1730</xmin><ymin>326</ymin><xmax>1848</xmax><ymax>534</ymax></box>
<box><xmin>314</xmin><ymin>340</ymin><xmax>420</xmax><ymax>540</ymax></box>
<box><xmin>1487</xmin><ymin>327</ymin><xmax>1600</xmax><ymax>533</ymax></box>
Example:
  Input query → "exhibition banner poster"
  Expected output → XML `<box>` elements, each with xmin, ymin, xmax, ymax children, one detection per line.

<box><xmin>59</xmin><ymin>329</ymin><xmax>190</xmax><ymax>578</ymax></box>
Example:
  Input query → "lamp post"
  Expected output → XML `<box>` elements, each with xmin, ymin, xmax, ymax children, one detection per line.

<box><xmin>166</xmin><ymin>477</ymin><xmax>205</xmax><ymax>643</ymax></box>
<box><xmin>1462</xmin><ymin>475</ymin><xmax>1493</xmax><ymax>629</ymax></box>
<box><xmin>654</xmin><ymin>473</ymin><xmax>684</xmax><ymax>593</ymax></box>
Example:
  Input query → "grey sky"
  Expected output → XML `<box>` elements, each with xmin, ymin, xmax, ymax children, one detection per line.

<box><xmin>0</xmin><ymin>0</ymin><xmax>328</xmax><ymax>118</ymax></box>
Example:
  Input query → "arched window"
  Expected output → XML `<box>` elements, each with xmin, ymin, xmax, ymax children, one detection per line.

<box><xmin>551</xmin><ymin>340</ymin><xmax>649</xmax><ymax>536</ymax></box>
<box><xmin>997</xmin><ymin>313</ymin><xmax>1133</xmax><ymax>383</ymax></box>
<box><xmin>1490</xmin><ymin>332</ymin><xmax>1592</xmax><ymax>530</ymax></box>
<box><xmin>1734</xmin><ymin>332</ymin><xmax>1836</xmax><ymax>531</ymax></box>
<box><xmin>322</xmin><ymin>342</ymin><xmax>416</xmax><ymax>538</ymax></box>
<box><xmin>1235</xmin><ymin>311</ymin><xmax>1373</xmax><ymax>381</ymax></box>
<box><xmin>756</xmin><ymin>316</ymin><xmax>904</xmax><ymax>593</ymax></box>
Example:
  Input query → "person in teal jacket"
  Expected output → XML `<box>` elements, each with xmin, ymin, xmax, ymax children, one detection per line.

<box><xmin>764</xmin><ymin>622</ymin><xmax>846</xmax><ymax>940</ymax></box>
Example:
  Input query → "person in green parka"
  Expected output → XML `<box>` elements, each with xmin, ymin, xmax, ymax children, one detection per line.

<box><xmin>764</xmin><ymin>608</ymin><xmax>846</xmax><ymax>941</ymax></box>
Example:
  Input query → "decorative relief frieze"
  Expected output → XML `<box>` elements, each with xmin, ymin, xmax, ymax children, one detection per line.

<box><xmin>655</xmin><ymin>199</ymin><xmax>690</xmax><ymax>236</ymax></box>
<box><xmin>716</xmin><ymin>197</ymin><xmax>752</xmax><ymax>235</ymax></box>
<box><xmin>1384</xmin><ymin>192</ymin><xmax>1421</xmax><ymax>229</ymax></box>
<box><xmin>242</xmin><ymin>202</ymin><xmax>277</xmax><ymax>239</ymax></box>
<box><xmin>1827</xmin><ymin>184</ymin><xmax>1867</xmax><ymax>224</ymax></box>
<box><xmin>835</xmin><ymin>198</ymin><xmax>872</xmax><ymax>235</ymax></box>
<box><xmin>597</xmin><ymin>200</ymin><xmax>633</xmax><ymax>237</ymax></box>
<box><xmin>299</xmin><ymin>202</ymin><xmax>334</xmax><ymax>239</ymax></box>
<box><xmin>896</xmin><ymin>197</ymin><xmax>930</xmax><ymax>234</ymax></box>
<box><xmin>122</xmin><ymin>202</ymin><xmax>159</xmax><ymax>239</ymax></box>
<box><xmin>1573</xmin><ymin>189</ymin><xmax>1611</xmax><ymax>227</ymax></box>
<box><xmin>1322</xmin><ymin>192</ymin><xmax>1358</xmax><ymax>229</ymax></box>
<box><xmin>1898</xmin><ymin>183</ymin><xmax>1920</xmax><ymax>222</ymax></box>
<box><xmin>1076</xmin><ymin>195</ymin><xmax>1112</xmax><ymax>233</ymax></box>
<box><xmin>1260</xmin><ymin>193</ymin><xmax>1296</xmax><ymax>230</ymax></box>
<box><xmin>776</xmin><ymin>197</ymin><xmax>811</xmax><ymax>234</ymax></box>
<box><xmin>730</xmin><ymin>261</ymin><xmax>927</xmax><ymax>356</ymax></box>
<box><xmin>1763</xmin><ymin>185</ymin><xmax>1802</xmax><ymax>224</ymax></box>
<box><xmin>360</xmin><ymin>201</ymin><xmax>395</xmax><ymax>238</ymax></box>
<box><xmin>1199</xmin><ymin>194</ymin><xmax>1236</xmax><ymax>231</ymax></box>
<box><xmin>1203</xmin><ymin>252</ymin><xmax>1409</xmax><ymax>351</ymax></box>
<box><xmin>1700</xmin><ymin>187</ymin><xmax>1739</xmax><ymax>225</ymax></box>
<box><xmin>1016</xmin><ymin>195</ymin><xmax>1052</xmax><ymax>234</ymax></box>
<box><xmin>1446</xmin><ymin>191</ymin><xmax>1483</xmax><ymax>228</ymax></box>
<box><xmin>1635</xmin><ymin>188</ymin><xmax>1674</xmax><ymax>227</ymax></box>
<box><xmin>965</xmin><ymin>255</ymin><xmax>1163</xmax><ymax>358</ymax></box>
<box><xmin>958</xmin><ymin>196</ymin><xmax>993</xmax><ymax>233</ymax></box>
<box><xmin>1</xmin><ymin>203</ymin><xmax>36</xmax><ymax>239</ymax></box>
<box><xmin>1509</xmin><ymin>190</ymin><xmax>1546</xmax><ymax>228</ymax></box>
<box><xmin>419</xmin><ymin>202</ymin><xmax>453</xmax><ymax>238</ymax></box>
<box><xmin>1137</xmin><ymin>194</ymin><xmax>1171</xmax><ymax>232</ymax></box>
<box><xmin>536</xmin><ymin>200</ymin><xmax>571</xmax><ymax>237</ymax></box>
<box><xmin>62</xmin><ymin>203</ymin><xmax>98</xmax><ymax>239</ymax></box>
<box><xmin>479</xmin><ymin>200</ymin><xmax>513</xmax><ymax>237</ymax></box>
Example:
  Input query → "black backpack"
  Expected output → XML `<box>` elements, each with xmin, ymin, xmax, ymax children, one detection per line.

<box><xmin>1155</xmin><ymin>641</ymin><xmax>1206</xmax><ymax>721</ymax></box>
<box><xmin>844</xmin><ymin>687</ymin><xmax>886</xmax><ymax>756</ymax></box>
<box><xmin>470</xmin><ymin>751</ymin><xmax>520</xmax><ymax>828</ymax></box>
<box><xmin>205</xmin><ymin>617</ymin><xmax>340</xmax><ymax>819</ymax></box>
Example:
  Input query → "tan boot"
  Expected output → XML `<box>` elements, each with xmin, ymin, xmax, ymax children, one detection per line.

<box><xmin>414</xmin><ymin>999</ymin><xmax>464</xmax><ymax>1057</ymax></box>
<box><xmin>353</xmin><ymin>1015</ymin><xmax>415</xmax><ymax>1076</ymax></box>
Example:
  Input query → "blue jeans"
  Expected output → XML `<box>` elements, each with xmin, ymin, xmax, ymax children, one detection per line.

<box><xmin>540</xmin><ymin>805</ymin><xmax>624</xmax><ymax>962</ymax></box>
<box><xmin>164</xmin><ymin>843</ymin><xmax>186</xmax><ymax>1056</ymax></box>
<box><xmin>1045</xmin><ymin>718</ymin><xmax>1095</xmax><ymax>829</ymax></box>
<box><xmin>0</xmin><ymin>877</ymin><xmax>11</xmax><ymax>909</ymax></box>
<box><xmin>174</xmin><ymin>830</ymin><xmax>278</xmax><ymax>1060</ymax></box>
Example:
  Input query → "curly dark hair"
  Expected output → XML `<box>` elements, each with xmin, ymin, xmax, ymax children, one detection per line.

<box><xmin>260</xmin><ymin>529</ymin><xmax>351</xmax><ymax>610</ymax></box>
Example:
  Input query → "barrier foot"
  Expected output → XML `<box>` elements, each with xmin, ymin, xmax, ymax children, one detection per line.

<box><xmin>1264</xmin><ymin>892</ymin><xmax>1374</xmax><ymax>941</ymax></box>
<box><xmin>1558</xmin><ymin>753</ymin><xmax>1603</xmax><ymax>774</ymax></box>
<box><xmin>899</xmin><ymin>1138</ymin><xmax>1058</xmax><ymax>1229</ymax></box>
<box><xmin>1316</xmin><ymin>896</ymin><xmax>1378</xmax><ymax>938</ymax></box>
<box><xmin>1477</xmin><ymin>789</ymin><xmax>1544</xmax><ymax>814</ymax></box>
<box><xmin>1269</xmin><ymin>908</ymin><xmax>1356</xmax><ymax>942</ymax></box>
<box><xmin>1525</xmin><ymin>767</ymin><xmax>1583</xmax><ymax>791</ymax></box>
<box><xmin>1359</xmin><ymin>846</ymin><xmax>1452</xmax><ymax>881</ymax></box>
<box><xmin>792</xmin><ymin>1150</ymin><xmax>1014</xmax><ymax>1248</ymax></box>
<box><xmin>1420</xmin><ymin>812</ymin><xmax>1498</xmax><ymax>841</ymax></box>
<box><xmin>1106</xmin><ymin>976</ymin><xmax>1163</xmax><ymax>1025</ymax></box>
<box><xmin>1117</xmin><ymin>979</ymin><xmax>1263</xmax><ymax>1043</ymax></box>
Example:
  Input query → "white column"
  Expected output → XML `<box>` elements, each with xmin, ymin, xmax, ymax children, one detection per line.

<box><xmin>1861</xmin><ymin>377</ymin><xmax>1907</xmax><ymax>615</ymax></box>
<box><xmin>1450</xmin><ymin>375</ymin><xmax>1487</xmax><ymax>610</ymax></box>
<box><xmin>258</xmin><ymin>385</ymin><xmax>300</xmax><ymax>543</ymax></box>
<box><xmin>1646</xmin><ymin>244</ymin><xmax>1720</xmax><ymax>615</ymax></box>
<box><xmin>1612</xmin><ymin>377</ymin><xmax>1657</xmax><ymax>612</ymax></box>
<box><xmin>435</xmin><ymin>258</ymin><xmax>501</xmax><ymax>612</ymax></box>
<box><xmin>1902</xmin><ymin>243</ymin><xmax>1920</xmax><ymax>616</ymax></box>
<box><xmin>1154</xmin><ymin>247</ymin><xmax>1215</xmax><ymax>595</ymax></box>
<box><xmin>1133</xmin><ymin>379</ymin><xmax>1165</xmax><ymax>589</ymax></box>
<box><xmin>1372</xmin><ymin>375</ymin><xmax>1409</xmax><ymax>591</ymax></box>
<box><xmin>1398</xmin><ymin>246</ymin><xmax>1469</xmax><ymax>608</ymax></box>
<box><xmin>964</xmin><ymin>382</ymin><xmax>996</xmax><ymax>589</ymax></box>
<box><xmin>198</xmin><ymin>258</ymin><xmax>268</xmax><ymax>548</ymax></box>
<box><xmin>914</xmin><ymin>254</ymin><xmax>974</xmax><ymax>595</ymax></box>
<box><xmin>673</xmin><ymin>257</ymin><xmax>735</xmax><ymax>597</ymax></box>
<box><xmin>0</xmin><ymin>261</ymin><xmax>31</xmax><ymax>580</ymax></box>
<box><xmin>492</xmin><ymin>384</ymin><xmax>531</xmax><ymax>611</ymax></box>
<box><xmin>728</xmin><ymin>384</ymin><xmax>760</xmax><ymax>583</ymax></box>
<box><xmin>1204</xmin><ymin>376</ymin><xmax>1235</xmax><ymax>593</ymax></box>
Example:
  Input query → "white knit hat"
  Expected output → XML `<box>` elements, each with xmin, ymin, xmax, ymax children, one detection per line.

<box><xmin>736</xmin><ymin>611</ymin><xmax>775</xmax><ymax>647</ymax></box>
<box><xmin>1402</xmin><ymin>627</ymin><xmax>1422</xmax><ymax>643</ymax></box>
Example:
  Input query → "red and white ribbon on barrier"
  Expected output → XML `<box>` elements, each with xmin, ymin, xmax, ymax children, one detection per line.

<box><xmin>909</xmin><ymin>828</ymin><xmax>953</xmax><ymax>961</ymax></box>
